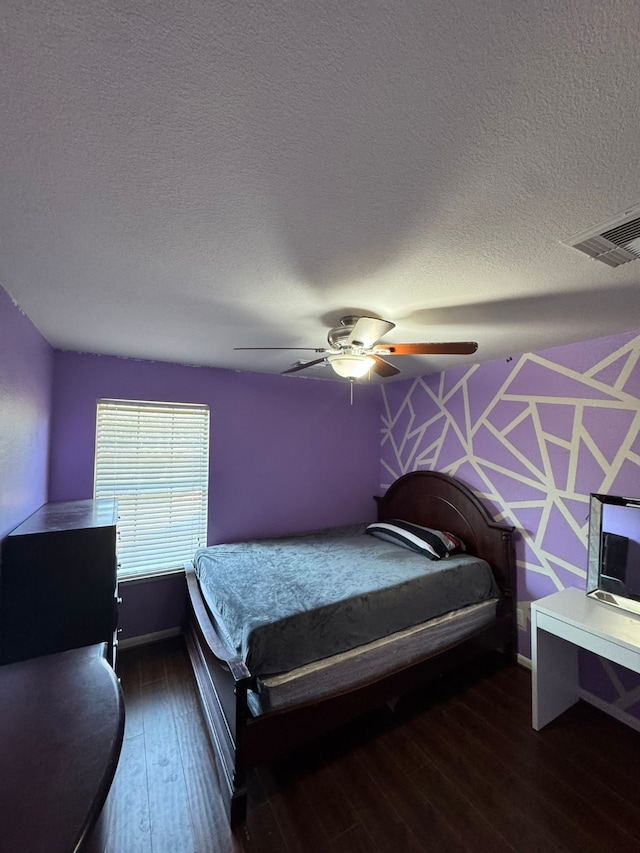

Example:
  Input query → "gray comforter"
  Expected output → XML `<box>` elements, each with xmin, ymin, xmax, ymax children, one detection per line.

<box><xmin>194</xmin><ymin>524</ymin><xmax>498</xmax><ymax>676</ymax></box>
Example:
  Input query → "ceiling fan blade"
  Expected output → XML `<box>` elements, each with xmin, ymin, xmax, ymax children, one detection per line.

<box><xmin>370</xmin><ymin>355</ymin><xmax>401</xmax><ymax>377</ymax></box>
<box><xmin>347</xmin><ymin>316</ymin><xmax>395</xmax><ymax>348</ymax></box>
<box><xmin>281</xmin><ymin>357</ymin><xmax>328</xmax><ymax>375</ymax></box>
<box><xmin>375</xmin><ymin>342</ymin><xmax>478</xmax><ymax>356</ymax></box>
<box><xmin>234</xmin><ymin>347</ymin><xmax>325</xmax><ymax>351</ymax></box>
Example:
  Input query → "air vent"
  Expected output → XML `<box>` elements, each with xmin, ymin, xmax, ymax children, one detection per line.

<box><xmin>562</xmin><ymin>203</ymin><xmax>640</xmax><ymax>267</ymax></box>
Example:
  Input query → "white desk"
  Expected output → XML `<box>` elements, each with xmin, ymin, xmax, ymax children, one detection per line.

<box><xmin>531</xmin><ymin>587</ymin><xmax>640</xmax><ymax>730</ymax></box>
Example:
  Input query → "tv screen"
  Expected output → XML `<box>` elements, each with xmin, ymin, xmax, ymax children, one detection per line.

<box><xmin>587</xmin><ymin>492</ymin><xmax>640</xmax><ymax>617</ymax></box>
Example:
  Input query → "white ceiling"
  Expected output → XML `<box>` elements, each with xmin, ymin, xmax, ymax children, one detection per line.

<box><xmin>3</xmin><ymin>0</ymin><xmax>640</xmax><ymax>381</ymax></box>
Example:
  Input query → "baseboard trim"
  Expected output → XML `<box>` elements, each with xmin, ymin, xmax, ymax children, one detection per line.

<box><xmin>579</xmin><ymin>689</ymin><xmax>640</xmax><ymax>734</ymax></box>
<box><xmin>517</xmin><ymin>653</ymin><xmax>532</xmax><ymax>670</ymax></box>
<box><xmin>118</xmin><ymin>627</ymin><xmax>182</xmax><ymax>650</ymax></box>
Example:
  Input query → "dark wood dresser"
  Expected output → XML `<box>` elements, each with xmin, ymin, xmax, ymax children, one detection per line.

<box><xmin>0</xmin><ymin>499</ymin><xmax>119</xmax><ymax>666</ymax></box>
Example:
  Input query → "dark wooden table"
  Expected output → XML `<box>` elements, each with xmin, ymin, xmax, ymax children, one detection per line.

<box><xmin>0</xmin><ymin>643</ymin><xmax>124</xmax><ymax>852</ymax></box>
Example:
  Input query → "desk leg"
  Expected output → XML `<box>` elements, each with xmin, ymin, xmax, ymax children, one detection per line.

<box><xmin>532</xmin><ymin>619</ymin><xmax>579</xmax><ymax>731</ymax></box>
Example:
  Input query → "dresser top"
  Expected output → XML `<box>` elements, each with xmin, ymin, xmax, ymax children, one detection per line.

<box><xmin>8</xmin><ymin>499</ymin><xmax>118</xmax><ymax>536</ymax></box>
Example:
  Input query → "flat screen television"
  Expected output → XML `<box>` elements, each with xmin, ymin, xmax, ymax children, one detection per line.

<box><xmin>587</xmin><ymin>492</ymin><xmax>640</xmax><ymax>617</ymax></box>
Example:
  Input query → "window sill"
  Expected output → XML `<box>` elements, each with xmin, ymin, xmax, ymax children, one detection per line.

<box><xmin>117</xmin><ymin>566</ymin><xmax>186</xmax><ymax>586</ymax></box>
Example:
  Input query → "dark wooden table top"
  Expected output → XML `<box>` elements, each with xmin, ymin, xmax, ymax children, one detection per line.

<box><xmin>0</xmin><ymin>643</ymin><xmax>124</xmax><ymax>853</ymax></box>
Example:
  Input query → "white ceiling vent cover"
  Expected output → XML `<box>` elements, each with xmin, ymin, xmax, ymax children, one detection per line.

<box><xmin>562</xmin><ymin>203</ymin><xmax>640</xmax><ymax>267</ymax></box>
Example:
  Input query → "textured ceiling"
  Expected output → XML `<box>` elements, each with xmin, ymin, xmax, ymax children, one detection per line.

<box><xmin>2</xmin><ymin>0</ymin><xmax>640</xmax><ymax>381</ymax></box>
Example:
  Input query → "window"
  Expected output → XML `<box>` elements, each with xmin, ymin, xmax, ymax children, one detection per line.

<box><xmin>94</xmin><ymin>399</ymin><xmax>209</xmax><ymax>580</ymax></box>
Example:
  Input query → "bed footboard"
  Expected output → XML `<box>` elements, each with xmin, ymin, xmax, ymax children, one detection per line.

<box><xmin>184</xmin><ymin>565</ymin><xmax>251</xmax><ymax>826</ymax></box>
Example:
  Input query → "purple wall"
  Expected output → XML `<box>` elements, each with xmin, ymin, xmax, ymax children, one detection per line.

<box><xmin>0</xmin><ymin>285</ymin><xmax>52</xmax><ymax>539</ymax></box>
<box><xmin>50</xmin><ymin>351</ymin><xmax>382</xmax><ymax>639</ymax></box>
<box><xmin>381</xmin><ymin>329</ymin><xmax>640</xmax><ymax>723</ymax></box>
<box><xmin>50</xmin><ymin>351</ymin><xmax>382</xmax><ymax>538</ymax></box>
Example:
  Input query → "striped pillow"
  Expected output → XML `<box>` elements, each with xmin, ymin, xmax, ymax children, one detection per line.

<box><xmin>366</xmin><ymin>519</ymin><xmax>465</xmax><ymax>560</ymax></box>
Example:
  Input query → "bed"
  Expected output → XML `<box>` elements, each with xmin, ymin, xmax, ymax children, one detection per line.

<box><xmin>183</xmin><ymin>470</ymin><xmax>516</xmax><ymax>826</ymax></box>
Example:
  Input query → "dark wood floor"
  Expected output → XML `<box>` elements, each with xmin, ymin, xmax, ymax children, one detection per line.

<box><xmin>90</xmin><ymin>637</ymin><xmax>640</xmax><ymax>853</ymax></box>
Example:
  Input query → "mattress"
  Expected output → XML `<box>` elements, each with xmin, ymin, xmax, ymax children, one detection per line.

<box><xmin>194</xmin><ymin>523</ymin><xmax>499</xmax><ymax>676</ymax></box>
<box><xmin>249</xmin><ymin>597</ymin><xmax>499</xmax><ymax>714</ymax></box>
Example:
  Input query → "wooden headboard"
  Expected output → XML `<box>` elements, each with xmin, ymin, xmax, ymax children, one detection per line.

<box><xmin>375</xmin><ymin>470</ymin><xmax>516</xmax><ymax>604</ymax></box>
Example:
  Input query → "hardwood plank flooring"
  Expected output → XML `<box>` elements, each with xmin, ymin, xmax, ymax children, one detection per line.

<box><xmin>93</xmin><ymin>637</ymin><xmax>640</xmax><ymax>852</ymax></box>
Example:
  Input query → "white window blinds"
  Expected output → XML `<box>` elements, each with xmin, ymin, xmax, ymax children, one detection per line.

<box><xmin>94</xmin><ymin>399</ymin><xmax>209</xmax><ymax>580</ymax></box>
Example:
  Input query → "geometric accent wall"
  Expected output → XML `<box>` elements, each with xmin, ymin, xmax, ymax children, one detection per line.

<box><xmin>381</xmin><ymin>330</ymin><xmax>640</xmax><ymax>723</ymax></box>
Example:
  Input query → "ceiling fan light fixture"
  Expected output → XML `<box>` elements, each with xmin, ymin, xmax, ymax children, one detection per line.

<box><xmin>328</xmin><ymin>354</ymin><xmax>375</xmax><ymax>379</ymax></box>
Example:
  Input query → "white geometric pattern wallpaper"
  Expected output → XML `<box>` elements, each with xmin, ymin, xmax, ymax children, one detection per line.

<box><xmin>381</xmin><ymin>330</ymin><xmax>640</xmax><ymax>722</ymax></box>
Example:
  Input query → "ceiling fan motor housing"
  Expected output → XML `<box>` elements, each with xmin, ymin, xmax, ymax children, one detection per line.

<box><xmin>327</xmin><ymin>316</ymin><xmax>364</xmax><ymax>350</ymax></box>
<box><xmin>327</xmin><ymin>314</ymin><xmax>382</xmax><ymax>353</ymax></box>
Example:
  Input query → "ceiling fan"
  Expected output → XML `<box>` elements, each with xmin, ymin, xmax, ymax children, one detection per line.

<box><xmin>235</xmin><ymin>315</ymin><xmax>478</xmax><ymax>380</ymax></box>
